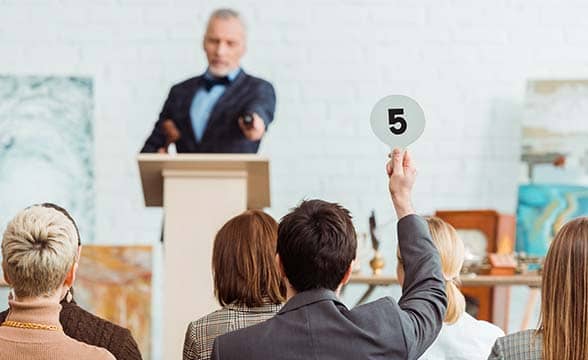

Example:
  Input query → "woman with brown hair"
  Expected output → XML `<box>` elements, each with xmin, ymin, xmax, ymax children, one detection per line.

<box><xmin>489</xmin><ymin>216</ymin><xmax>588</xmax><ymax>360</ymax></box>
<box><xmin>397</xmin><ymin>216</ymin><xmax>503</xmax><ymax>359</ymax></box>
<box><xmin>183</xmin><ymin>210</ymin><xmax>285</xmax><ymax>360</ymax></box>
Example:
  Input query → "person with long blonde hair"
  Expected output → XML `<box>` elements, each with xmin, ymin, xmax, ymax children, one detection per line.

<box><xmin>397</xmin><ymin>216</ymin><xmax>504</xmax><ymax>359</ymax></box>
<box><xmin>489</xmin><ymin>216</ymin><xmax>588</xmax><ymax>360</ymax></box>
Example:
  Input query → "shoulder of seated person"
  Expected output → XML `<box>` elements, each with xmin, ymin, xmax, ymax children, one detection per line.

<box><xmin>67</xmin><ymin>335</ymin><xmax>117</xmax><ymax>359</ymax></box>
<box><xmin>353</xmin><ymin>296</ymin><xmax>399</xmax><ymax>312</ymax></box>
<box><xmin>460</xmin><ymin>313</ymin><xmax>505</xmax><ymax>335</ymax></box>
<box><xmin>188</xmin><ymin>307</ymin><xmax>229</xmax><ymax>327</ymax></box>
<box><xmin>61</xmin><ymin>300</ymin><xmax>132</xmax><ymax>336</ymax></box>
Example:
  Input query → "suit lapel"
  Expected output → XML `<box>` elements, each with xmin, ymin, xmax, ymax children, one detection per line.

<box><xmin>200</xmin><ymin>70</ymin><xmax>247</xmax><ymax>143</ymax></box>
<box><xmin>178</xmin><ymin>76</ymin><xmax>204</xmax><ymax>151</ymax></box>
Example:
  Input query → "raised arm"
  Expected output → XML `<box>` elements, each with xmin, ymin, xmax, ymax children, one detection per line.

<box><xmin>387</xmin><ymin>148</ymin><xmax>447</xmax><ymax>358</ymax></box>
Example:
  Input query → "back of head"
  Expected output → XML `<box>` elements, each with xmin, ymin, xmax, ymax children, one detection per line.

<box><xmin>540</xmin><ymin>216</ymin><xmax>588</xmax><ymax>360</ymax></box>
<box><xmin>426</xmin><ymin>216</ymin><xmax>465</xmax><ymax>324</ymax></box>
<box><xmin>277</xmin><ymin>199</ymin><xmax>357</xmax><ymax>292</ymax></box>
<box><xmin>1</xmin><ymin>204</ymin><xmax>79</xmax><ymax>298</ymax></box>
<box><xmin>212</xmin><ymin>210</ymin><xmax>284</xmax><ymax>307</ymax></box>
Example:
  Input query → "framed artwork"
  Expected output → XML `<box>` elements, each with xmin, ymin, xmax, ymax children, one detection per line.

<box><xmin>0</xmin><ymin>75</ymin><xmax>94</xmax><ymax>281</ymax></box>
<box><xmin>76</xmin><ymin>245</ymin><xmax>153</xmax><ymax>359</ymax></box>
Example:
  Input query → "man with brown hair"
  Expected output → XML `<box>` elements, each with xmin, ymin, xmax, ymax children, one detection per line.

<box><xmin>211</xmin><ymin>149</ymin><xmax>447</xmax><ymax>360</ymax></box>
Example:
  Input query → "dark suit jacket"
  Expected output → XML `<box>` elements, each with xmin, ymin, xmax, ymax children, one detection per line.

<box><xmin>211</xmin><ymin>215</ymin><xmax>447</xmax><ymax>360</ymax></box>
<box><xmin>141</xmin><ymin>70</ymin><xmax>276</xmax><ymax>153</ymax></box>
<box><xmin>0</xmin><ymin>299</ymin><xmax>142</xmax><ymax>360</ymax></box>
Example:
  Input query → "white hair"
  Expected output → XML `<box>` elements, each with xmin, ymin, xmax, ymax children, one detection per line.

<box><xmin>207</xmin><ymin>8</ymin><xmax>246</xmax><ymax>32</ymax></box>
<box><xmin>2</xmin><ymin>205</ymin><xmax>78</xmax><ymax>298</ymax></box>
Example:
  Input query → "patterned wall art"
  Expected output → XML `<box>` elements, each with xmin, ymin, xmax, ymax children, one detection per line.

<box><xmin>0</xmin><ymin>75</ymin><xmax>94</xmax><ymax>285</ymax></box>
<box><xmin>0</xmin><ymin>75</ymin><xmax>94</xmax><ymax>239</ymax></box>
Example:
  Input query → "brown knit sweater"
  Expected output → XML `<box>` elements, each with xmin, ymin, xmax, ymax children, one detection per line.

<box><xmin>0</xmin><ymin>298</ymin><xmax>142</xmax><ymax>360</ymax></box>
<box><xmin>0</xmin><ymin>298</ymin><xmax>115</xmax><ymax>359</ymax></box>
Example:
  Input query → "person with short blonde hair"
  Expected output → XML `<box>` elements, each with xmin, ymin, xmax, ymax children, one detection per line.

<box><xmin>0</xmin><ymin>204</ymin><xmax>114</xmax><ymax>359</ymax></box>
<box><xmin>397</xmin><ymin>216</ymin><xmax>504</xmax><ymax>360</ymax></box>
<box><xmin>489</xmin><ymin>216</ymin><xmax>588</xmax><ymax>360</ymax></box>
<box><xmin>183</xmin><ymin>210</ymin><xmax>285</xmax><ymax>360</ymax></box>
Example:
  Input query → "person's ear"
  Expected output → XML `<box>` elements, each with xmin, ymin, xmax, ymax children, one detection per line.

<box><xmin>63</xmin><ymin>261</ymin><xmax>78</xmax><ymax>288</ymax></box>
<box><xmin>77</xmin><ymin>245</ymin><xmax>82</xmax><ymax>260</ymax></box>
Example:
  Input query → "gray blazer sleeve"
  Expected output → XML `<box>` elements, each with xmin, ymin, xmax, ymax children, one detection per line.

<box><xmin>396</xmin><ymin>215</ymin><xmax>448</xmax><ymax>359</ymax></box>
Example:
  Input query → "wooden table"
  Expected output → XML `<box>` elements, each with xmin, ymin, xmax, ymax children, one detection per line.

<box><xmin>346</xmin><ymin>273</ymin><xmax>541</xmax><ymax>331</ymax></box>
<box><xmin>349</xmin><ymin>274</ymin><xmax>541</xmax><ymax>287</ymax></box>
<box><xmin>348</xmin><ymin>274</ymin><xmax>541</xmax><ymax>305</ymax></box>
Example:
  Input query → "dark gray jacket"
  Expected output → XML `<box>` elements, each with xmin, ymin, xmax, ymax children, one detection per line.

<box><xmin>141</xmin><ymin>70</ymin><xmax>275</xmax><ymax>154</ymax></box>
<box><xmin>211</xmin><ymin>215</ymin><xmax>447</xmax><ymax>360</ymax></box>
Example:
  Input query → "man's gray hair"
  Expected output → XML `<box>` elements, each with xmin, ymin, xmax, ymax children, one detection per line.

<box><xmin>207</xmin><ymin>8</ymin><xmax>246</xmax><ymax>31</ymax></box>
<box><xmin>2</xmin><ymin>205</ymin><xmax>79</xmax><ymax>298</ymax></box>
<box><xmin>210</xmin><ymin>8</ymin><xmax>240</xmax><ymax>20</ymax></box>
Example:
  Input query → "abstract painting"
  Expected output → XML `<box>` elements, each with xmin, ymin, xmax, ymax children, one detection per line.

<box><xmin>76</xmin><ymin>245</ymin><xmax>153</xmax><ymax>359</ymax></box>
<box><xmin>517</xmin><ymin>80</ymin><xmax>588</xmax><ymax>255</ymax></box>
<box><xmin>0</xmin><ymin>75</ymin><xmax>94</xmax><ymax>240</ymax></box>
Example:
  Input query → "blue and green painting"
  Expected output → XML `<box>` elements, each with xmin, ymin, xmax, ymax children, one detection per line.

<box><xmin>517</xmin><ymin>184</ymin><xmax>588</xmax><ymax>256</ymax></box>
<box><xmin>0</xmin><ymin>76</ymin><xmax>94</xmax><ymax>242</ymax></box>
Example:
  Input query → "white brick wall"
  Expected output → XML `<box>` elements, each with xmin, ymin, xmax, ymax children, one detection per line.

<box><xmin>2</xmin><ymin>0</ymin><xmax>587</xmax><ymax>354</ymax></box>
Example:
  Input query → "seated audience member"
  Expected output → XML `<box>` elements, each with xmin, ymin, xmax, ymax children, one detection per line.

<box><xmin>183</xmin><ymin>210</ymin><xmax>284</xmax><ymax>360</ymax></box>
<box><xmin>488</xmin><ymin>217</ymin><xmax>588</xmax><ymax>360</ymax></box>
<box><xmin>396</xmin><ymin>216</ymin><xmax>504</xmax><ymax>360</ymax></box>
<box><xmin>211</xmin><ymin>149</ymin><xmax>447</xmax><ymax>359</ymax></box>
<box><xmin>0</xmin><ymin>203</ymin><xmax>142</xmax><ymax>360</ymax></box>
<box><xmin>0</xmin><ymin>204</ymin><xmax>115</xmax><ymax>359</ymax></box>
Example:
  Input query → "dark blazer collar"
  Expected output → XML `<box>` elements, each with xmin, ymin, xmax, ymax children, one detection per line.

<box><xmin>278</xmin><ymin>288</ymin><xmax>345</xmax><ymax>315</ymax></box>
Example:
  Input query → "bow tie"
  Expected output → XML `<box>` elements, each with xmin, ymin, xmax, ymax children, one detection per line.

<box><xmin>203</xmin><ymin>76</ymin><xmax>231</xmax><ymax>91</ymax></box>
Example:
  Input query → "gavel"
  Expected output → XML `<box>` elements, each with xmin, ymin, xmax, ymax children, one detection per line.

<box><xmin>162</xmin><ymin>119</ymin><xmax>181</xmax><ymax>149</ymax></box>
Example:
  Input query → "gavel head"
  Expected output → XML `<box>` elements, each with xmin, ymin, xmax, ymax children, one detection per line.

<box><xmin>162</xmin><ymin>119</ymin><xmax>181</xmax><ymax>143</ymax></box>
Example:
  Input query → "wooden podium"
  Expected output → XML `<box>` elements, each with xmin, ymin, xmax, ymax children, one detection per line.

<box><xmin>138</xmin><ymin>154</ymin><xmax>270</xmax><ymax>360</ymax></box>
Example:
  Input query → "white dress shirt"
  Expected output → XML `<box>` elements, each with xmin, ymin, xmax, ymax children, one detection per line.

<box><xmin>419</xmin><ymin>312</ymin><xmax>505</xmax><ymax>360</ymax></box>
